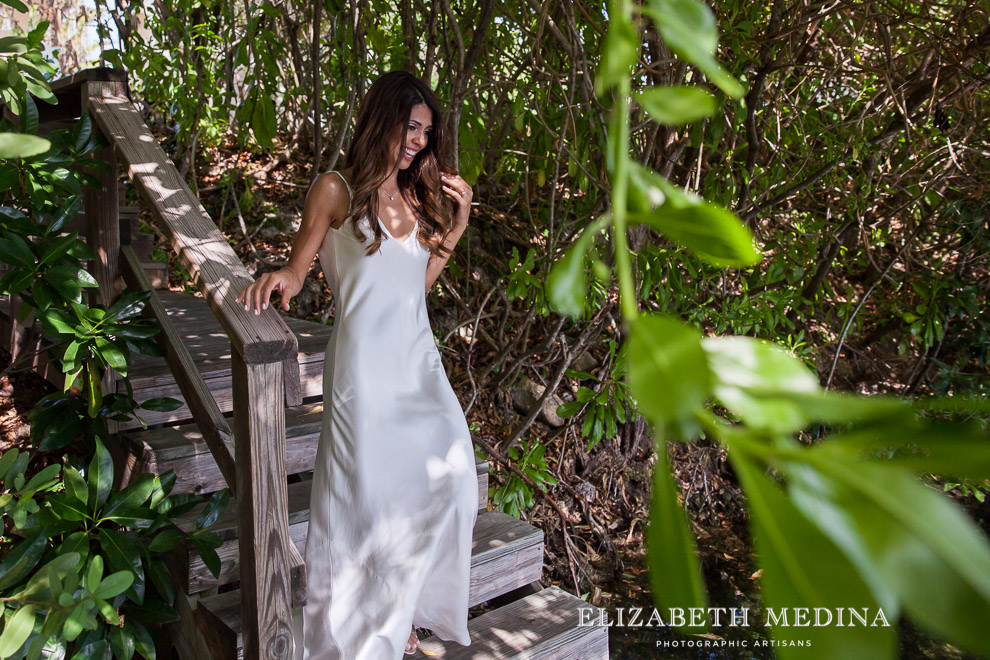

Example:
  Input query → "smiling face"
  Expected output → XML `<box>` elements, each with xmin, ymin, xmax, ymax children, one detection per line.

<box><xmin>389</xmin><ymin>103</ymin><xmax>434</xmax><ymax>170</ymax></box>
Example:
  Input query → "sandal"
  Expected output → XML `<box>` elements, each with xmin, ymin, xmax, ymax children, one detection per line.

<box><xmin>404</xmin><ymin>627</ymin><xmax>419</xmax><ymax>655</ymax></box>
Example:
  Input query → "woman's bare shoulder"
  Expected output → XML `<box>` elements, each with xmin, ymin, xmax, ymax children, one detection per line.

<box><xmin>307</xmin><ymin>171</ymin><xmax>352</xmax><ymax>230</ymax></box>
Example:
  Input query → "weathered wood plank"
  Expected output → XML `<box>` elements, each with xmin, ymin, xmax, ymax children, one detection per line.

<box><xmin>173</xmin><ymin>459</ymin><xmax>488</xmax><ymax>539</ymax></box>
<box><xmin>118</xmin><ymin>400</ymin><xmax>489</xmax><ymax>503</ymax></box>
<box><xmin>196</xmin><ymin>509</ymin><xmax>546</xmax><ymax>654</ymax></box>
<box><xmin>179</xmin><ymin>469</ymin><xmax>495</xmax><ymax>593</ymax></box>
<box><xmin>417</xmin><ymin>586</ymin><xmax>610</xmax><ymax>660</ymax></box>
<box><xmin>88</xmin><ymin>94</ymin><xmax>298</xmax><ymax>365</ymax></box>
<box><xmin>112</xmin><ymin>292</ymin><xmax>331</xmax><ymax>429</ymax></box>
<box><xmin>164</xmin><ymin>591</ymin><xmax>214</xmax><ymax>660</ymax></box>
<box><xmin>231</xmin><ymin>355</ymin><xmax>295</xmax><ymax>660</ymax></box>
<box><xmin>120</xmin><ymin>245</ymin><xmax>237</xmax><ymax>496</ymax></box>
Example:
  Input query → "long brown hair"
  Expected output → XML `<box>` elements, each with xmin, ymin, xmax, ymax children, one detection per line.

<box><xmin>341</xmin><ymin>71</ymin><xmax>455</xmax><ymax>257</ymax></box>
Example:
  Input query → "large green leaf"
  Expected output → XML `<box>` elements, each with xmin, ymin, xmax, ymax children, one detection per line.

<box><xmin>789</xmin><ymin>449</ymin><xmax>990</xmax><ymax>655</ymax></box>
<box><xmin>630</xmin><ymin>202</ymin><xmax>760</xmax><ymax>267</ymax></box>
<box><xmin>87</xmin><ymin>437</ymin><xmax>114</xmax><ymax>510</ymax></box>
<box><xmin>635</xmin><ymin>86</ymin><xmax>716</xmax><ymax>125</ymax></box>
<box><xmin>731</xmin><ymin>447</ymin><xmax>897</xmax><ymax>660</ymax></box>
<box><xmin>0</xmin><ymin>605</ymin><xmax>36</xmax><ymax>659</ymax></box>
<box><xmin>642</xmin><ymin>0</ymin><xmax>744</xmax><ymax>97</ymax></box>
<box><xmin>646</xmin><ymin>428</ymin><xmax>708</xmax><ymax>627</ymax></box>
<box><xmin>702</xmin><ymin>336</ymin><xmax>820</xmax><ymax>434</ymax></box>
<box><xmin>628</xmin><ymin>314</ymin><xmax>710</xmax><ymax>434</ymax></box>
<box><xmin>0</xmin><ymin>132</ymin><xmax>50</xmax><ymax>159</ymax></box>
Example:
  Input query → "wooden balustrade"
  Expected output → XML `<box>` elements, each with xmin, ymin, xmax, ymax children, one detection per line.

<box><xmin>24</xmin><ymin>68</ymin><xmax>303</xmax><ymax>659</ymax></box>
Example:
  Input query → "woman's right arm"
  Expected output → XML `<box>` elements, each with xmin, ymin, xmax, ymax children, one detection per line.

<box><xmin>236</xmin><ymin>172</ymin><xmax>348</xmax><ymax>314</ymax></box>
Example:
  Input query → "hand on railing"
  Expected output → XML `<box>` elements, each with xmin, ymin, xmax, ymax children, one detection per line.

<box><xmin>235</xmin><ymin>267</ymin><xmax>304</xmax><ymax>315</ymax></box>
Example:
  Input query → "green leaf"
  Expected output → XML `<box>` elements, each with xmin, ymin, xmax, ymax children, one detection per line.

<box><xmin>0</xmin><ymin>0</ymin><xmax>29</xmax><ymax>13</ymax></box>
<box><xmin>0</xmin><ymin>132</ymin><xmax>50</xmax><ymax>158</ymax></box>
<box><xmin>148</xmin><ymin>528</ymin><xmax>183</xmax><ymax>553</ymax></box>
<box><xmin>794</xmin><ymin>452</ymin><xmax>990</xmax><ymax>655</ymax></box>
<box><xmin>72</xmin><ymin>113</ymin><xmax>93</xmax><ymax>153</ymax></box>
<box><xmin>47</xmin><ymin>493</ymin><xmax>90</xmax><ymax>522</ymax></box>
<box><xmin>93</xmin><ymin>570</ymin><xmax>134</xmax><ymax>599</ymax></box>
<box><xmin>0</xmin><ymin>233</ymin><xmax>35</xmax><ymax>269</ymax></box>
<box><xmin>86</xmin><ymin>555</ymin><xmax>103</xmax><ymax>593</ymax></box>
<box><xmin>0</xmin><ymin>268</ymin><xmax>36</xmax><ymax>295</ymax></box>
<box><xmin>107</xmin><ymin>624</ymin><xmax>134</xmax><ymax>660</ymax></box>
<box><xmin>547</xmin><ymin>215</ymin><xmax>609</xmax><ymax>317</ymax></box>
<box><xmin>138</xmin><ymin>397</ymin><xmax>182</xmax><ymax>412</ymax></box>
<box><xmin>38</xmin><ymin>232</ymin><xmax>82</xmax><ymax>267</ymax></box>
<box><xmin>69</xmin><ymin>639</ymin><xmax>108</xmax><ymax>660</ymax></box>
<box><xmin>96</xmin><ymin>598</ymin><xmax>121</xmax><ymax>626</ymax></box>
<box><xmin>702</xmin><ymin>336</ymin><xmax>819</xmax><ymax>434</ymax></box>
<box><xmin>94</xmin><ymin>337</ymin><xmax>128</xmax><ymax>375</ymax></box>
<box><xmin>643</xmin><ymin>0</ymin><xmax>744</xmax><ymax>97</ymax></box>
<box><xmin>192</xmin><ymin>538</ymin><xmax>222</xmax><ymax>579</ymax></box>
<box><xmin>49</xmin><ymin>194</ymin><xmax>82</xmax><ymax>233</ymax></box>
<box><xmin>105</xmin><ymin>473</ymin><xmax>157</xmax><ymax>517</ymax></box>
<box><xmin>23</xmin><ymin>463</ymin><xmax>60</xmax><ymax>493</ymax></box>
<box><xmin>251</xmin><ymin>91</ymin><xmax>276</xmax><ymax>147</ymax></box>
<box><xmin>0</xmin><ymin>448</ymin><xmax>19</xmax><ymax>481</ymax></box>
<box><xmin>732</xmin><ymin>447</ymin><xmax>897</xmax><ymax>660</ymax></box>
<box><xmin>87</xmin><ymin>436</ymin><xmax>114</xmax><ymax>509</ymax></box>
<box><xmin>37</xmin><ymin>409</ymin><xmax>83</xmax><ymax>452</ymax></box>
<box><xmin>126</xmin><ymin>619</ymin><xmax>156</xmax><ymax>660</ymax></box>
<box><xmin>0</xmin><ymin>534</ymin><xmax>46</xmax><ymax>590</ymax></box>
<box><xmin>0</xmin><ymin>605</ymin><xmax>36</xmax><ymax>658</ymax></box>
<box><xmin>630</xmin><ymin>202</ymin><xmax>760</xmax><ymax>267</ymax></box>
<box><xmin>628</xmin><ymin>314</ymin><xmax>710</xmax><ymax>434</ymax></box>
<box><xmin>105</xmin><ymin>291</ymin><xmax>149</xmax><ymax>321</ymax></box>
<box><xmin>595</xmin><ymin>2</ymin><xmax>640</xmax><ymax>97</ymax></box>
<box><xmin>646</xmin><ymin>429</ymin><xmax>708</xmax><ymax>627</ymax></box>
<box><xmin>97</xmin><ymin>529</ymin><xmax>144</xmax><ymax>604</ymax></box>
<box><xmin>197</xmin><ymin>489</ymin><xmax>230</xmax><ymax>529</ymax></box>
<box><xmin>145</xmin><ymin>555</ymin><xmax>175</xmax><ymax>605</ymax></box>
<box><xmin>36</xmin><ymin>308</ymin><xmax>76</xmax><ymax>337</ymax></box>
<box><xmin>635</xmin><ymin>86</ymin><xmax>716</xmax><ymax>125</ymax></box>
<box><xmin>123</xmin><ymin>598</ymin><xmax>179</xmax><ymax>625</ymax></box>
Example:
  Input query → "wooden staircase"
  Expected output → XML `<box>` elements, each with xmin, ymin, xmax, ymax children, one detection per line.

<box><xmin>5</xmin><ymin>68</ymin><xmax>610</xmax><ymax>659</ymax></box>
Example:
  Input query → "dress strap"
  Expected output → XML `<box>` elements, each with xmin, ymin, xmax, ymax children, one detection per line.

<box><xmin>329</xmin><ymin>170</ymin><xmax>354</xmax><ymax>214</ymax></box>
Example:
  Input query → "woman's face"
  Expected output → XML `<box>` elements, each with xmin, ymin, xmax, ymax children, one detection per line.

<box><xmin>389</xmin><ymin>103</ymin><xmax>433</xmax><ymax>170</ymax></box>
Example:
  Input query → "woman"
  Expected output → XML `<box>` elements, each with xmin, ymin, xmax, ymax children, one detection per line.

<box><xmin>236</xmin><ymin>71</ymin><xmax>476</xmax><ymax>659</ymax></box>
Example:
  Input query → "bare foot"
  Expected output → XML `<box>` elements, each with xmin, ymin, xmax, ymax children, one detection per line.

<box><xmin>405</xmin><ymin>628</ymin><xmax>419</xmax><ymax>654</ymax></box>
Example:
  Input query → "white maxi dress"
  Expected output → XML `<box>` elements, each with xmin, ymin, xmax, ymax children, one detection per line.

<box><xmin>291</xmin><ymin>171</ymin><xmax>478</xmax><ymax>660</ymax></box>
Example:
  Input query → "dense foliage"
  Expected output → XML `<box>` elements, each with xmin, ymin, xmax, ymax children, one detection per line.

<box><xmin>0</xmin><ymin>22</ymin><xmax>225</xmax><ymax>660</ymax></box>
<box><xmin>2</xmin><ymin>0</ymin><xmax>988</xmax><ymax>658</ymax></box>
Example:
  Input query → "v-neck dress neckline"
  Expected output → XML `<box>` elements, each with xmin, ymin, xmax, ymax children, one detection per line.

<box><xmin>329</xmin><ymin>170</ymin><xmax>418</xmax><ymax>246</ymax></box>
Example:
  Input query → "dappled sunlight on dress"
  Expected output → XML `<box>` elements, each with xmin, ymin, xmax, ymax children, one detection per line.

<box><xmin>291</xmin><ymin>171</ymin><xmax>477</xmax><ymax>660</ymax></box>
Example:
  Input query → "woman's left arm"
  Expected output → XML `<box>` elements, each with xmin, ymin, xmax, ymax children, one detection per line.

<box><xmin>425</xmin><ymin>172</ymin><xmax>472</xmax><ymax>291</ymax></box>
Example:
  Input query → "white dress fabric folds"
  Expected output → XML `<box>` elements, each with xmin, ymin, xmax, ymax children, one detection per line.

<box><xmin>291</xmin><ymin>170</ymin><xmax>478</xmax><ymax>660</ymax></box>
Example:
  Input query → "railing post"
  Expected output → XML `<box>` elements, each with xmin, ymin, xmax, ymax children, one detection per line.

<box><xmin>231</xmin><ymin>351</ymin><xmax>294</xmax><ymax>660</ymax></box>
<box><xmin>80</xmin><ymin>80</ymin><xmax>125</xmax><ymax>307</ymax></box>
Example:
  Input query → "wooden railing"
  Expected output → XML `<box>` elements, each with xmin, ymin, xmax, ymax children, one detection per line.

<box><xmin>29</xmin><ymin>68</ymin><xmax>305</xmax><ymax>659</ymax></box>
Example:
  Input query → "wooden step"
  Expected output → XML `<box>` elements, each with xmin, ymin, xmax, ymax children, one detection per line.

<box><xmin>117</xmin><ymin>401</ymin><xmax>489</xmax><ymax>500</ymax></box>
<box><xmin>417</xmin><ymin>585</ymin><xmax>609</xmax><ymax>659</ymax></box>
<box><xmin>171</xmin><ymin>463</ymin><xmax>493</xmax><ymax>593</ymax></box>
<box><xmin>194</xmin><ymin>511</ymin><xmax>547</xmax><ymax>658</ymax></box>
<box><xmin>115</xmin><ymin>291</ymin><xmax>332</xmax><ymax>429</ymax></box>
